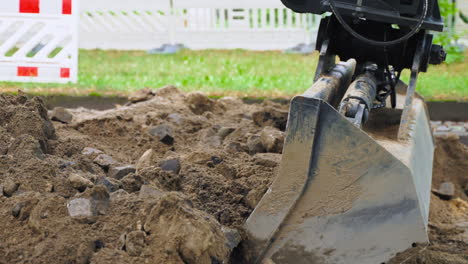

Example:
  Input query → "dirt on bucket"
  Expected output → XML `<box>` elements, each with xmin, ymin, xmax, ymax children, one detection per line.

<box><xmin>0</xmin><ymin>88</ymin><xmax>466</xmax><ymax>264</ymax></box>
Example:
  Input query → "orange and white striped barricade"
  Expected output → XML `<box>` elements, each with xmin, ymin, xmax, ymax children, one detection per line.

<box><xmin>0</xmin><ymin>0</ymin><xmax>78</xmax><ymax>83</ymax></box>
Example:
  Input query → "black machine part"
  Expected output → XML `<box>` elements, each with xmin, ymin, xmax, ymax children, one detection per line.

<box><xmin>281</xmin><ymin>0</ymin><xmax>444</xmax><ymax>31</ymax></box>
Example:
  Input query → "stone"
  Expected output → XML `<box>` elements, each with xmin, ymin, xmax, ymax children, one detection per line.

<box><xmin>12</xmin><ymin>199</ymin><xmax>38</xmax><ymax>221</ymax></box>
<box><xmin>68</xmin><ymin>186</ymin><xmax>111</xmax><ymax>217</ymax></box>
<box><xmin>108</xmin><ymin>165</ymin><xmax>136</xmax><ymax>180</ymax></box>
<box><xmin>124</xmin><ymin>231</ymin><xmax>146</xmax><ymax>256</ymax></box>
<box><xmin>433</xmin><ymin>182</ymin><xmax>456</xmax><ymax>200</ymax></box>
<box><xmin>69</xmin><ymin>173</ymin><xmax>94</xmax><ymax>192</ymax></box>
<box><xmin>253</xmin><ymin>153</ymin><xmax>281</xmax><ymax>167</ymax></box>
<box><xmin>12</xmin><ymin>202</ymin><xmax>24</xmax><ymax>218</ymax></box>
<box><xmin>67</xmin><ymin>198</ymin><xmax>94</xmax><ymax>217</ymax></box>
<box><xmin>58</xmin><ymin>159</ymin><xmax>76</xmax><ymax>170</ymax></box>
<box><xmin>94</xmin><ymin>154</ymin><xmax>116</xmax><ymax>169</ymax></box>
<box><xmin>224</xmin><ymin>142</ymin><xmax>245</xmax><ymax>153</ymax></box>
<box><xmin>82</xmin><ymin>147</ymin><xmax>103</xmax><ymax>156</ymax></box>
<box><xmin>158</xmin><ymin>158</ymin><xmax>181</xmax><ymax>174</ymax></box>
<box><xmin>221</xmin><ymin>226</ymin><xmax>241</xmax><ymax>250</ymax></box>
<box><xmin>136</xmin><ymin>149</ymin><xmax>154</xmax><ymax>172</ymax></box>
<box><xmin>139</xmin><ymin>185</ymin><xmax>163</xmax><ymax>199</ymax></box>
<box><xmin>3</xmin><ymin>179</ymin><xmax>20</xmax><ymax>197</ymax></box>
<box><xmin>154</xmin><ymin>85</ymin><xmax>182</xmax><ymax>97</ymax></box>
<box><xmin>148</xmin><ymin>124</ymin><xmax>174</xmax><ymax>145</ymax></box>
<box><xmin>247</xmin><ymin>135</ymin><xmax>265</xmax><ymax>154</ymax></box>
<box><xmin>167</xmin><ymin>113</ymin><xmax>183</xmax><ymax>125</ymax></box>
<box><xmin>244</xmin><ymin>187</ymin><xmax>268</xmax><ymax>208</ymax></box>
<box><xmin>96</xmin><ymin>177</ymin><xmax>121</xmax><ymax>193</ymax></box>
<box><xmin>128</xmin><ymin>88</ymin><xmax>154</xmax><ymax>103</ymax></box>
<box><xmin>110</xmin><ymin>189</ymin><xmax>129</xmax><ymax>200</ymax></box>
<box><xmin>121</xmin><ymin>174</ymin><xmax>143</xmax><ymax>193</ymax></box>
<box><xmin>185</xmin><ymin>91</ymin><xmax>215</xmax><ymax>115</ymax></box>
<box><xmin>260</xmin><ymin>127</ymin><xmax>285</xmax><ymax>153</ymax></box>
<box><xmin>50</xmin><ymin>107</ymin><xmax>73</xmax><ymax>123</ymax></box>
<box><xmin>217</xmin><ymin>127</ymin><xmax>236</xmax><ymax>140</ymax></box>
<box><xmin>252</xmin><ymin>107</ymin><xmax>288</xmax><ymax>130</ymax></box>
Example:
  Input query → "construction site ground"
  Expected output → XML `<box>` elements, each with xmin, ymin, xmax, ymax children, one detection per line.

<box><xmin>0</xmin><ymin>87</ymin><xmax>466</xmax><ymax>264</ymax></box>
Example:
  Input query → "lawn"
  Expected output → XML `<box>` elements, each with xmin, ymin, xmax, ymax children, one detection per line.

<box><xmin>0</xmin><ymin>49</ymin><xmax>466</xmax><ymax>101</ymax></box>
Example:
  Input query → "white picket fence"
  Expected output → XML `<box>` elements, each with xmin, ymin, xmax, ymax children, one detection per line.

<box><xmin>79</xmin><ymin>0</ymin><xmax>319</xmax><ymax>50</ymax></box>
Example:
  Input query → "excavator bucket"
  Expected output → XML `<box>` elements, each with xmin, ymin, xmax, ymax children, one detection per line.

<box><xmin>244</xmin><ymin>60</ymin><xmax>434</xmax><ymax>264</ymax></box>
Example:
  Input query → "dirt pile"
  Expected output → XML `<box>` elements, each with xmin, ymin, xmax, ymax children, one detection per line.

<box><xmin>0</xmin><ymin>89</ymin><xmax>466</xmax><ymax>264</ymax></box>
<box><xmin>0</xmin><ymin>89</ymin><xmax>286</xmax><ymax>264</ymax></box>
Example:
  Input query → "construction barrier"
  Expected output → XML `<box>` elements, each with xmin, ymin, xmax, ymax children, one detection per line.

<box><xmin>0</xmin><ymin>0</ymin><xmax>78</xmax><ymax>83</ymax></box>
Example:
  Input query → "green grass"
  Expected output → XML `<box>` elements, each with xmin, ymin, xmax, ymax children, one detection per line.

<box><xmin>0</xmin><ymin>49</ymin><xmax>466</xmax><ymax>101</ymax></box>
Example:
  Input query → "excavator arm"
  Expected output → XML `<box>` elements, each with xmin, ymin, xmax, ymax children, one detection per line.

<box><xmin>244</xmin><ymin>0</ymin><xmax>446</xmax><ymax>263</ymax></box>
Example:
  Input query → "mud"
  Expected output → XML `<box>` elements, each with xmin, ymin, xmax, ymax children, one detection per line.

<box><xmin>0</xmin><ymin>89</ymin><xmax>466</xmax><ymax>264</ymax></box>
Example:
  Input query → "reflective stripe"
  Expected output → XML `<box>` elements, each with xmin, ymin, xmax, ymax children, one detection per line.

<box><xmin>19</xmin><ymin>0</ymin><xmax>40</xmax><ymax>13</ymax></box>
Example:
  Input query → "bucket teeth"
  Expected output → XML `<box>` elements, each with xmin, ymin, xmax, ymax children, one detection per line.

<box><xmin>244</xmin><ymin>84</ymin><xmax>434</xmax><ymax>264</ymax></box>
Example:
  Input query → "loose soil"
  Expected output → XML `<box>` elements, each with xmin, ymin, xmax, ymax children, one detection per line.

<box><xmin>0</xmin><ymin>88</ymin><xmax>466</xmax><ymax>264</ymax></box>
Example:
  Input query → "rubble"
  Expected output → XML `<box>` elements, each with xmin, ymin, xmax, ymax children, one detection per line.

<box><xmin>433</xmin><ymin>182</ymin><xmax>456</xmax><ymax>200</ymax></box>
<box><xmin>0</xmin><ymin>93</ymin><xmax>465</xmax><ymax>264</ymax></box>
<box><xmin>94</xmin><ymin>154</ymin><xmax>117</xmax><ymax>169</ymax></box>
<box><xmin>128</xmin><ymin>88</ymin><xmax>155</xmax><ymax>103</ymax></box>
<box><xmin>50</xmin><ymin>107</ymin><xmax>73</xmax><ymax>123</ymax></box>
<box><xmin>108</xmin><ymin>165</ymin><xmax>136</xmax><ymax>180</ymax></box>
<box><xmin>2</xmin><ymin>179</ymin><xmax>20</xmax><ymax>197</ymax></box>
<box><xmin>148</xmin><ymin>124</ymin><xmax>174</xmax><ymax>145</ymax></box>
<box><xmin>68</xmin><ymin>173</ymin><xmax>94</xmax><ymax>192</ymax></box>
<box><xmin>158</xmin><ymin>158</ymin><xmax>181</xmax><ymax>174</ymax></box>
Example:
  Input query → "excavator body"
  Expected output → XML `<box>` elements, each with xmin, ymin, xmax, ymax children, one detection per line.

<box><xmin>244</xmin><ymin>0</ymin><xmax>446</xmax><ymax>262</ymax></box>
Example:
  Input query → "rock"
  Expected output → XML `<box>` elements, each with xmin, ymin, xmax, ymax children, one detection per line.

<box><xmin>247</xmin><ymin>135</ymin><xmax>265</xmax><ymax>154</ymax></box>
<box><xmin>12</xmin><ymin>202</ymin><xmax>24</xmax><ymax>218</ymax></box>
<box><xmin>67</xmin><ymin>198</ymin><xmax>94</xmax><ymax>217</ymax></box>
<box><xmin>50</xmin><ymin>107</ymin><xmax>73</xmax><ymax>123</ymax></box>
<box><xmin>221</xmin><ymin>226</ymin><xmax>241</xmax><ymax>250</ymax></box>
<box><xmin>69</xmin><ymin>173</ymin><xmax>94</xmax><ymax>192</ymax></box>
<box><xmin>260</xmin><ymin>127</ymin><xmax>285</xmax><ymax>153</ymax></box>
<box><xmin>433</xmin><ymin>182</ymin><xmax>456</xmax><ymax>200</ymax></box>
<box><xmin>121</xmin><ymin>174</ymin><xmax>143</xmax><ymax>193</ymax></box>
<box><xmin>108</xmin><ymin>165</ymin><xmax>136</xmax><ymax>180</ymax></box>
<box><xmin>143</xmin><ymin>193</ymin><xmax>232</xmax><ymax>263</ymax></box>
<box><xmin>12</xmin><ymin>199</ymin><xmax>38</xmax><ymax>221</ymax></box>
<box><xmin>3</xmin><ymin>179</ymin><xmax>20</xmax><ymax>197</ymax></box>
<box><xmin>136</xmin><ymin>149</ymin><xmax>154</xmax><ymax>172</ymax></box>
<box><xmin>217</xmin><ymin>127</ymin><xmax>236</xmax><ymax>140</ymax></box>
<box><xmin>94</xmin><ymin>154</ymin><xmax>117</xmax><ymax>169</ymax></box>
<box><xmin>253</xmin><ymin>153</ymin><xmax>281</xmax><ymax>167</ymax></box>
<box><xmin>128</xmin><ymin>88</ymin><xmax>154</xmax><ymax>103</ymax></box>
<box><xmin>68</xmin><ymin>186</ymin><xmax>110</xmax><ymax>217</ymax></box>
<box><xmin>158</xmin><ymin>158</ymin><xmax>181</xmax><ymax>174</ymax></box>
<box><xmin>244</xmin><ymin>187</ymin><xmax>268</xmax><ymax>208</ymax></box>
<box><xmin>96</xmin><ymin>177</ymin><xmax>121</xmax><ymax>193</ymax></box>
<box><xmin>154</xmin><ymin>85</ymin><xmax>182</xmax><ymax>97</ymax></box>
<box><xmin>82</xmin><ymin>147</ymin><xmax>103</xmax><ymax>156</ymax></box>
<box><xmin>252</xmin><ymin>107</ymin><xmax>288</xmax><ymax>130</ymax></box>
<box><xmin>224</xmin><ymin>142</ymin><xmax>246</xmax><ymax>153</ymax></box>
<box><xmin>216</xmin><ymin>163</ymin><xmax>237</xmax><ymax>179</ymax></box>
<box><xmin>139</xmin><ymin>185</ymin><xmax>163</xmax><ymax>199</ymax></box>
<box><xmin>185</xmin><ymin>92</ymin><xmax>215</xmax><ymax>115</ymax></box>
<box><xmin>149</xmin><ymin>124</ymin><xmax>174</xmax><ymax>145</ymax></box>
<box><xmin>167</xmin><ymin>113</ymin><xmax>183</xmax><ymax>125</ymax></box>
<box><xmin>110</xmin><ymin>189</ymin><xmax>129</xmax><ymax>200</ymax></box>
<box><xmin>58</xmin><ymin>159</ymin><xmax>76</xmax><ymax>170</ymax></box>
<box><xmin>124</xmin><ymin>231</ymin><xmax>146</xmax><ymax>256</ymax></box>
